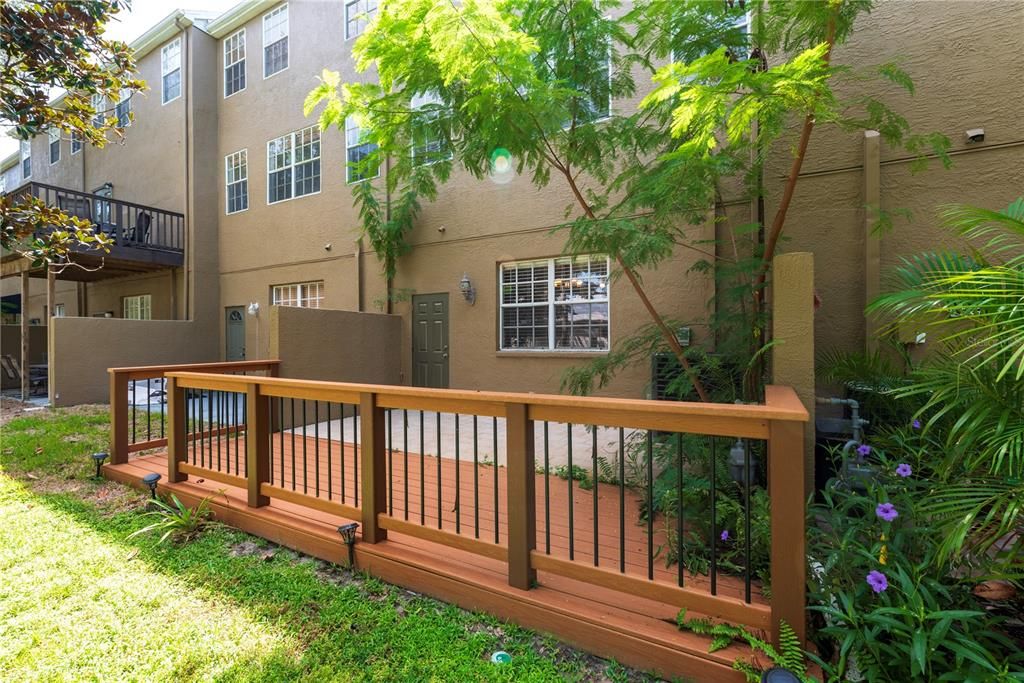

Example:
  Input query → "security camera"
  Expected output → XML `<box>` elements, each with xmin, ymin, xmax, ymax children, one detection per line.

<box><xmin>965</xmin><ymin>128</ymin><xmax>985</xmax><ymax>143</ymax></box>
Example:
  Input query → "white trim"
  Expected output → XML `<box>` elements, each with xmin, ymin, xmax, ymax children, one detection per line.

<box><xmin>48</xmin><ymin>128</ymin><xmax>60</xmax><ymax>165</ymax></box>
<box><xmin>207</xmin><ymin>0</ymin><xmax>276</xmax><ymax>38</ymax></box>
<box><xmin>262</xmin><ymin>4</ymin><xmax>289</xmax><ymax>80</ymax></box>
<box><xmin>225</xmin><ymin>148</ymin><xmax>249</xmax><ymax>215</ymax></box>
<box><xmin>344</xmin><ymin>0</ymin><xmax>378</xmax><ymax>41</ymax></box>
<box><xmin>223</xmin><ymin>28</ymin><xmax>247</xmax><ymax>99</ymax></box>
<box><xmin>70</xmin><ymin>131</ymin><xmax>82</xmax><ymax>155</ymax></box>
<box><xmin>19</xmin><ymin>139</ymin><xmax>31</xmax><ymax>179</ymax></box>
<box><xmin>123</xmin><ymin>294</ymin><xmax>153</xmax><ymax>320</ymax></box>
<box><xmin>344</xmin><ymin>115</ymin><xmax>379</xmax><ymax>184</ymax></box>
<box><xmin>161</xmin><ymin>37</ymin><xmax>183</xmax><ymax>105</ymax></box>
<box><xmin>271</xmin><ymin>281</ymin><xmax>324</xmax><ymax>308</ymax></box>
<box><xmin>266</xmin><ymin>125</ymin><xmax>321</xmax><ymax>205</ymax></box>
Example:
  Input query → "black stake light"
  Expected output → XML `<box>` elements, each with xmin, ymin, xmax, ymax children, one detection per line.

<box><xmin>90</xmin><ymin>452</ymin><xmax>108</xmax><ymax>479</ymax></box>
<box><xmin>761</xmin><ymin>667</ymin><xmax>801</xmax><ymax>683</ymax></box>
<box><xmin>337</xmin><ymin>522</ymin><xmax>359</xmax><ymax>567</ymax></box>
<box><xmin>142</xmin><ymin>472</ymin><xmax>161</xmax><ymax>499</ymax></box>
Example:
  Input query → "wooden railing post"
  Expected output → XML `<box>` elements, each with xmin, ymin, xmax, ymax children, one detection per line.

<box><xmin>245</xmin><ymin>382</ymin><xmax>270</xmax><ymax>507</ymax></box>
<box><xmin>166</xmin><ymin>376</ymin><xmax>187</xmax><ymax>483</ymax></box>
<box><xmin>767</xmin><ymin>388</ymin><xmax>807</xmax><ymax>648</ymax></box>
<box><xmin>109</xmin><ymin>370</ymin><xmax>129</xmax><ymax>465</ymax></box>
<box><xmin>360</xmin><ymin>392</ymin><xmax>387</xmax><ymax>543</ymax></box>
<box><xmin>505</xmin><ymin>403</ymin><xmax>536</xmax><ymax>590</ymax></box>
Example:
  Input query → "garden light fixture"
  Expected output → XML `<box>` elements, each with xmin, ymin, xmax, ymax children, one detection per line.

<box><xmin>90</xmin><ymin>451</ymin><xmax>108</xmax><ymax>479</ymax></box>
<box><xmin>459</xmin><ymin>273</ymin><xmax>476</xmax><ymax>305</ymax></box>
<box><xmin>142</xmin><ymin>472</ymin><xmax>161</xmax><ymax>499</ymax></box>
<box><xmin>761</xmin><ymin>668</ymin><xmax>801</xmax><ymax>683</ymax></box>
<box><xmin>337</xmin><ymin>522</ymin><xmax>359</xmax><ymax>567</ymax></box>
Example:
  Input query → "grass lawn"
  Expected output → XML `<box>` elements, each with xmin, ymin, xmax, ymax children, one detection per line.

<box><xmin>0</xmin><ymin>406</ymin><xmax>657</xmax><ymax>682</ymax></box>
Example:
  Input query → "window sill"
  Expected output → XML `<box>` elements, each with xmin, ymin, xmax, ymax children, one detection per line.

<box><xmin>495</xmin><ymin>350</ymin><xmax>608</xmax><ymax>359</ymax></box>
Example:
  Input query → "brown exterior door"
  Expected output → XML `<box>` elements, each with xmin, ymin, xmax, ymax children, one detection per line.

<box><xmin>412</xmin><ymin>293</ymin><xmax>449</xmax><ymax>388</ymax></box>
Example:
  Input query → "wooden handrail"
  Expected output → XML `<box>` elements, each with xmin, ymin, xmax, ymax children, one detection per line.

<box><xmin>109</xmin><ymin>359</ymin><xmax>280</xmax><ymax>381</ymax></box>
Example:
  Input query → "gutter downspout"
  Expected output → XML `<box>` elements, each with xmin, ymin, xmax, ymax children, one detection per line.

<box><xmin>176</xmin><ymin>16</ymin><xmax>191</xmax><ymax>322</ymax></box>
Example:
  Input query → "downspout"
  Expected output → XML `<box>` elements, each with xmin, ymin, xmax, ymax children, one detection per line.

<box><xmin>384</xmin><ymin>154</ymin><xmax>392</xmax><ymax>314</ymax></box>
<box><xmin>176</xmin><ymin>16</ymin><xmax>191</xmax><ymax>322</ymax></box>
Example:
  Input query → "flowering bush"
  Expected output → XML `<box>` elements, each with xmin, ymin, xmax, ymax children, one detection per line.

<box><xmin>808</xmin><ymin>447</ymin><xmax>1023</xmax><ymax>680</ymax></box>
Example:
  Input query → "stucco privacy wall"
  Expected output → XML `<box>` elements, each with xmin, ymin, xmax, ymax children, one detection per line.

<box><xmin>0</xmin><ymin>325</ymin><xmax>47</xmax><ymax>389</ymax></box>
<box><xmin>48</xmin><ymin>317</ymin><xmax>216</xmax><ymax>407</ymax></box>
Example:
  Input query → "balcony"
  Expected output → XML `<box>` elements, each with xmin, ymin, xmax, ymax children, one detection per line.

<box><xmin>2</xmin><ymin>182</ymin><xmax>185</xmax><ymax>280</ymax></box>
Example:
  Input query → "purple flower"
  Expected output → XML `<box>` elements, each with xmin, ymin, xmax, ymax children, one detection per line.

<box><xmin>866</xmin><ymin>570</ymin><xmax>888</xmax><ymax>593</ymax></box>
<box><xmin>876</xmin><ymin>502</ymin><xmax>899</xmax><ymax>522</ymax></box>
<box><xmin>912</xmin><ymin>419</ymin><xmax>921</xmax><ymax>430</ymax></box>
<box><xmin>895</xmin><ymin>463</ymin><xmax>912</xmax><ymax>478</ymax></box>
<box><xmin>720</xmin><ymin>530</ymin><xmax>730</xmax><ymax>542</ymax></box>
<box><xmin>857</xmin><ymin>444</ymin><xmax>872</xmax><ymax>458</ymax></box>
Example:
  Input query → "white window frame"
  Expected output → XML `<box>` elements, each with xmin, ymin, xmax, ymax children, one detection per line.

<box><xmin>410</xmin><ymin>91</ymin><xmax>452</xmax><ymax>166</ymax></box>
<box><xmin>52</xmin><ymin>303</ymin><xmax>65</xmax><ymax>317</ymax></box>
<box><xmin>20</xmin><ymin>139</ymin><xmax>31</xmax><ymax>179</ymax></box>
<box><xmin>262</xmin><ymin>4</ymin><xmax>289</xmax><ymax>79</ymax></box>
<box><xmin>71</xmin><ymin>131</ymin><xmax>82</xmax><ymax>155</ymax></box>
<box><xmin>91</xmin><ymin>93</ymin><xmax>106</xmax><ymax>127</ymax></box>
<box><xmin>115</xmin><ymin>88</ymin><xmax>132</xmax><ymax>127</ymax></box>
<box><xmin>499</xmin><ymin>255</ymin><xmax>611</xmax><ymax>352</ymax></box>
<box><xmin>671</xmin><ymin>10</ymin><xmax>751</xmax><ymax>64</ymax></box>
<box><xmin>345</xmin><ymin>115</ymin><xmax>379</xmax><ymax>184</ymax></box>
<box><xmin>225</xmin><ymin>149</ymin><xmax>249</xmax><ymax>215</ymax></box>
<box><xmin>123</xmin><ymin>294</ymin><xmax>152</xmax><ymax>320</ymax></box>
<box><xmin>271</xmin><ymin>281</ymin><xmax>323</xmax><ymax>309</ymax></box>
<box><xmin>345</xmin><ymin>0</ymin><xmax>378</xmax><ymax>40</ymax></box>
<box><xmin>266</xmin><ymin>125</ymin><xmax>321</xmax><ymax>205</ymax></box>
<box><xmin>48</xmin><ymin>128</ymin><xmax>60</xmax><ymax>165</ymax></box>
<box><xmin>161</xmin><ymin>37</ymin><xmax>182</xmax><ymax>105</ymax></box>
<box><xmin>223</xmin><ymin>28</ymin><xmax>246</xmax><ymax>98</ymax></box>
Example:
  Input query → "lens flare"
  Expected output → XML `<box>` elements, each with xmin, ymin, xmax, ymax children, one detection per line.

<box><xmin>489</xmin><ymin>147</ymin><xmax>514</xmax><ymax>185</ymax></box>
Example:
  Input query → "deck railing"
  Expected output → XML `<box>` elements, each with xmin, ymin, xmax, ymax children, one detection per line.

<box><xmin>125</xmin><ymin>369</ymin><xmax>809</xmax><ymax>646</ymax></box>
<box><xmin>107</xmin><ymin>360</ymin><xmax>280</xmax><ymax>463</ymax></box>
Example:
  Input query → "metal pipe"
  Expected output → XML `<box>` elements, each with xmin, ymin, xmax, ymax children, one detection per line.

<box><xmin>815</xmin><ymin>396</ymin><xmax>867</xmax><ymax>443</ymax></box>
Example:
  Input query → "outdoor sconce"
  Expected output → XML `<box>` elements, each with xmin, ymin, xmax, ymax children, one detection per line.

<box><xmin>337</xmin><ymin>522</ymin><xmax>359</xmax><ymax>567</ymax></box>
<box><xmin>459</xmin><ymin>273</ymin><xmax>476</xmax><ymax>305</ymax></box>
<box><xmin>90</xmin><ymin>451</ymin><xmax>108</xmax><ymax>479</ymax></box>
<box><xmin>247</xmin><ymin>302</ymin><xmax>260</xmax><ymax>316</ymax></box>
<box><xmin>142</xmin><ymin>472</ymin><xmax>161</xmax><ymax>499</ymax></box>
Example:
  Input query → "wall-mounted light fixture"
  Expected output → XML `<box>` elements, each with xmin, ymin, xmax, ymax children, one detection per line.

<box><xmin>247</xmin><ymin>302</ymin><xmax>260</xmax><ymax>316</ymax></box>
<box><xmin>459</xmin><ymin>273</ymin><xmax>476</xmax><ymax>305</ymax></box>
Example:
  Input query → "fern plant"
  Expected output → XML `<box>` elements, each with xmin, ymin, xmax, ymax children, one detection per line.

<box><xmin>128</xmin><ymin>493</ymin><xmax>217</xmax><ymax>545</ymax></box>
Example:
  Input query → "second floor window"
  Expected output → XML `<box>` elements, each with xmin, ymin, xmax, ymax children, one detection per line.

<box><xmin>345</xmin><ymin>116</ymin><xmax>378</xmax><ymax>183</ymax></box>
<box><xmin>71</xmin><ymin>131</ymin><xmax>82</xmax><ymax>154</ymax></box>
<box><xmin>410</xmin><ymin>91</ymin><xmax>452</xmax><ymax>166</ymax></box>
<box><xmin>272</xmin><ymin>281</ymin><xmax>323</xmax><ymax>308</ymax></box>
<box><xmin>123</xmin><ymin>294</ymin><xmax>152</xmax><ymax>320</ymax></box>
<box><xmin>48</xmin><ymin>128</ymin><xmax>60</xmax><ymax>164</ymax></box>
<box><xmin>345</xmin><ymin>0</ymin><xmax>377</xmax><ymax>40</ymax></box>
<box><xmin>225</xmin><ymin>149</ymin><xmax>248</xmax><ymax>214</ymax></box>
<box><xmin>91</xmin><ymin>93</ymin><xmax>106</xmax><ymax>127</ymax></box>
<box><xmin>20</xmin><ymin>139</ymin><xmax>31</xmax><ymax>178</ymax></box>
<box><xmin>267</xmin><ymin>125</ymin><xmax>320</xmax><ymax>204</ymax></box>
<box><xmin>115</xmin><ymin>89</ymin><xmax>132</xmax><ymax>126</ymax></box>
<box><xmin>162</xmin><ymin>38</ymin><xmax>182</xmax><ymax>104</ymax></box>
<box><xmin>263</xmin><ymin>4</ymin><xmax>289</xmax><ymax>78</ymax></box>
<box><xmin>224</xmin><ymin>29</ymin><xmax>246</xmax><ymax>97</ymax></box>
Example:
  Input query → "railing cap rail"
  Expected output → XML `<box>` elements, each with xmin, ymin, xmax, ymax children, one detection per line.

<box><xmin>162</xmin><ymin>371</ymin><xmax>809</xmax><ymax>423</ymax></box>
<box><xmin>24</xmin><ymin>181</ymin><xmax>185</xmax><ymax>219</ymax></box>
<box><xmin>109</xmin><ymin>359</ymin><xmax>281</xmax><ymax>376</ymax></box>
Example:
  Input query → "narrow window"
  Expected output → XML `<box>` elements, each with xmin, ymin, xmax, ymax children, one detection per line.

<box><xmin>499</xmin><ymin>255</ymin><xmax>610</xmax><ymax>351</ymax></box>
<box><xmin>225</xmin><ymin>149</ymin><xmax>249</xmax><ymax>214</ymax></box>
<box><xmin>115</xmin><ymin>89</ymin><xmax>132</xmax><ymax>126</ymax></box>
<box><xmin>71</xmin><ymin>131</ymin><xmax>82</xmax><ymax>155</ymax></box>
<box><xmin>345</xmin><ymin>115</ymin><xmax>378</xmax><ymax>183</ymax></box>
<box><xmin>224</xmin><ymin>28</ymin><xmax>246</xmax><ymax>97</ymax></box>
<box><xmin>52</xmin><ymin>303</ymin><xmax>65</xmax><ymax>317</ymax></box>
<box><xmin>123</xmin><ymin>294</ymin><xmax>152</xmax><ymax>320</ymax></box>
<box><xmin>263</xmin><ymin>4</ymin><xmax>289</xmax><ymax>78</ymax></box>
<box><xmin>410</xmin><ymin>91</ymin><xmax>452</xmax><ymax>166</ymax></box>
<box><xmin>20</xmin><ymin>139</ymin><xmax>31</xmax><ymax>178</ymax></box>
<box><xmin>345</xmin><ymin>0</ymin><xmax>378</xmax><ymax>40</ymax></box>
<box><xmin>161</xmin><ymin>37</ymin><xmax>182</xmax><ymax>104</ymax></box>
<box><xmin>91</xmin><ymin>93</ymin><xmax>106</xmax><ymax>127</ymax></box>
<box><xmin>272</xmin><ymin>281</ymin><xmax>323</xmax><ymax>308</ymax></box>
<box><xmin>48</xmin><ymin>128</ymin><xmax>60</xmax><ymax>165</ymax></box>
<box><xmin>267</xmin><ymin>125</ymin><xmax>320</xmax><ymax>204</ymax></box>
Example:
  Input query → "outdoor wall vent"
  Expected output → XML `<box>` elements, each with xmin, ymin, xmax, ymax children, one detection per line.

<box><xmin>965</xmin><ymin>128</ymin><xmax>985</xmax><ymax>143</ymax></box>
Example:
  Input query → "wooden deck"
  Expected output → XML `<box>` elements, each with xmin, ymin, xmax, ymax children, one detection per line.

<box><xmin>107</xmin><ymin>434</ymin><xmax>765</xmax><ymax>682</ymax></box>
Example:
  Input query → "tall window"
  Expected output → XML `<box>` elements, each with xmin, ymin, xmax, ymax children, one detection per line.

<box><xmin>225</xmin><ymin>149</ymin><xmax>248</xmax><ymax>214</ymax></box>
<box><xmin>345</xmin><ymin>116</ymin><xmax>378</xmax><ymax>183</ymax></box>
<box><xmin>71</xmin><ymin>131</ymin><xmax>82</xmax><ymax>155</ymax></box>
<box><xmin>345</xmin><ymin>0</ymin><xmax>377</xmax><ymax>40</ymax></box>
<box><xmin>48</xmin><ymin>128</ymin><xmax>60</xmax><ymax>164</ymax></box>
<box><xmin>115</xmin><ymin>89</ymin><xmax>132</xmax><ymax>126</ymax></box>
<box><xmin>224</xmin><ymin>29</ymin><xmax>246</xmax><ymax>97</ymax></box>
<box><xmin>499</xmin><ymin>255</ymin><xmax>609</xmax><ymax>351</ymax></box>
<box><xmin>123</xmin><ymin>294</ymin><xmax>152</xmax><ymax>320</ymax></box>
<box><xmin>410</xmin><ymin>91</ymin><xmax>451</xmax><ymax>166</ymax></box>
<box><xmin>161</xmin><ymin>38</ymin><xmax>182</xmax><ymax>104</ymax></box>
<box><xmin>91</xmin><ymin>93</ymin><xmax>106</xmax><ymax>127</ymax></box>
<box><xmin>20</xmin><ymin>139</ymin><xmax>31</xmax><ymax>178</ymax></box>
<box><xmin>267</xmin><ymin>125</ymin><xmax>320</xmax><ymax>204</ymax></box>
<box><xmin>272</xmin><ymin>281</ymin><xmax>323</xmax><ymax>308</ymax></box>
<box><xmin>263</xmin><ymin>4</ymin><xmax>289</xmax><ymax>78</ymax></box>
<box><xmin>52</xmin><ymin>303</ymin><xmax>65</xmax><ymax>317</ymax></box>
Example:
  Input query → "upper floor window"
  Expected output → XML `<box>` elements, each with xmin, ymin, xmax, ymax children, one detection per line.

<box><xmin>671</xmin><ymin>9</ymin><xmax>750</xmax><ymax>63</ymax></box>
<box><xmin>345</xmin><ymin>0</ymin><xmax>377</xmax><ymax>40</ymax></box>
<box><xmin>267</xmin><ymin>125</ymin><xmax>320</xmax><ymax>204</ymax></box>
<box><xmin>91</xmin><ymin>93</ymin><xmax>106</xmax><ymax>127</ymax></box>
<box><xmin>161</xmin><ymin>38</ymin><xmax>182</xmax><ymax>104</ymax></box>
<box><xmin>20</xmin><ymin>139</ymin><xmax>31</xmax><ymax>178</ymax></box>
<box><xmin>48</xmin><ymin>128</ymin><xmax>60</xmax><ymax>164</ymax></box>
<box><xmin>71</xmin><ymin>131</ymin><xmax>82</xmax><ymax>155</ymax></box>
<box><xmin>52</xmin><ymin>303</ymin><xmax>66</xmax><ymax>317</ymax></box>
<box><xmin>224</xmin><ymin>29</ymin><xmax>246</xmax><ymax>97</ymax></box>
<box><xmin>345</xmin><ymin>116</ymin><xmax>378</xmax><ymax>183</ymax></box>
<box><xmin>263</xmin><ymin>4</ymin><xmax>289</xmax><ymax>78</ymax></box>
<box><xmin>225</xmin><ymin>149</ymin><xmax>249</xmax><ymax>214</ymax></box>
<box><xmin>123</xmin><ymin>294</ymin><xmax>152</xmax><ymax>320</ymax></box>
<box><xmin>115</xmin><ymin>89</ymin><xmax>132</xmax><ymax>126</ymax></box>
<box><xmin>499</xmin><ymin>255</ymin><xmax>610</xmax><ymax>351</ymax></box>
<box><xmin>272</xmin><ymin>281</ymin><xmax>323</xmax><ymax>308</ymax></box>
<box><xmin>410</xmin><ymin>91</ymin><xmax>451</xmax><ymax>166</ymax></box>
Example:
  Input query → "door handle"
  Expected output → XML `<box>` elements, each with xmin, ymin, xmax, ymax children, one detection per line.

<box><xmin>442</xmin><ymin>353</ymin><xmax>448</xmax><ymax>359</ymax></box>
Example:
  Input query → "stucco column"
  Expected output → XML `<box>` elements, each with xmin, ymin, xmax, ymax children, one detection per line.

<box><xmin>771</xmin><ymin>252</ymin><xmax>816</xmax><ymax>494</ymax></box>
<box><xmin>863</xmin><ymin>130</ymin><xmax>881</xmax><ymax>351</ymax></box>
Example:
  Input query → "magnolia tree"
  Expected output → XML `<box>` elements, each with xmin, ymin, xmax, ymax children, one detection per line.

<box><xmin>1</xmin><ymin>0</ymin><xmax>143</xmax><ymax>267</ymax></box>
<box><xmin>306</xmin><ymin>0</ymin><xmax>948</xmax><ymax>402</ymax></box>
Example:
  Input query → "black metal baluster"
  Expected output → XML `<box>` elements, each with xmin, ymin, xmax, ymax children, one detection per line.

<box><xmin>677</xmin><ymin>432</ymin><xmax>684</xmax><ymax>587</ymax></box>
<box><xmin>403</xmin><ymin>409</ymin><xmax>409</xmax><ymax>521</ymax></box>
<box><xmin>146</xmin><ymin>378</ymin><xmax>152</xmax><ymax>440</ymax></box>
<box><xmin>279</xmin><ymin>398</ymin><xmax>285</xmax><ymax>487</ymax></box>
<box><xmin>234</xmin><ymin>391</ymin><xmax>240</xmax><ymax>475</ymax></box>
<box><xmin>647</xmin><ymin>430</ymin><xmax>654</xmax><ymax>581</ymax></box>
<box><xmin>387</xmin><ymin>409</ymin><xmax>393</xmax><ymax>514</ymax></box>
<box><xmin>473</xmin><ymin>415</ymin><xmax>479</xmax><ymax>539</ymax></box>
<box><xmin>493</xmin><ymin>417</ymin><xmax>499</xmax><ymax>545</ymax></box>
<box><xmin>302</xmin><ymin>400</ymin><xmax>309</xmax><ymax>494</ymax></box>
<box><xmin>353</xmin><ymin>404</ymin><xmax>359</xmax><ymax>507</ymax></box>
<box><xmin>619</xmin><ymin>428</ymin><xmax>625</xmax><ymax>573</ymax></box>
<box><xmin>131</xmin><ymin>380</ymin><xmax>136</xmax><ymax>444</ymax></box>
<box><xmin>315</xmin><ymin>401</ymin><xmax>321</xmax><ymax>498</ymax></box>
<box><xmin>339</xmin><ymin>403</ymin><xmax>345</xmax><ymax>503</ymax></box>
<box><xmin>744</xmin><ymin>439</ymin><xmax>752</xmax><ymax>603</ymax></box>
<box><xmin>568</xmin><ymin>423</ymin><xmax>574</xmax><ymax>561</ymax></box>
<box><xmin>436</xmin><ymin>412</ymin><xmax>442</xmax><ymax>530</ymax></box>
<box><xmin>290</xmin><ymin>399</ymin><xmax>296</xmax><ymax>491</ymax></box>
<box><xmin>327</xmin><ymin>402</ymin><xmax>333</xmax><ymax>501</ymax></box>
<box><xmin>592</xmin><ymin>427</ymin><xmax>599</xmax><ymax>567</ymax></box>
<box><xmin>160</xmin><ymin>378</ymin><xmax>165</xmax><ymax>439</ymax></box>
<box><xmin>710</xmin><ymin>437</ymin><xmax>718</xmax><ymax>596</ymax></box>
<box><xmin>217</xmin><ymin>391</ymin><xmax>222</xmax><ymax>472</ymax></box>
<box><xmin>455</xmin><ymin>414</ymin><xmax>461</xmax><ymax>534</ymax></box>
<box><xmin>420</xmin><ymin>410</ymin><xmax>425</xmax><ymax>526</ymax></box>
<box><xmin>189</xmin><ymin>388</ymin><xmax>195</xmax><ymax>465</ymax></box>
<box><xmin>543</xmin><ymin>422</ymin><xmax>551</xmax><ymax>554</ymax></box>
